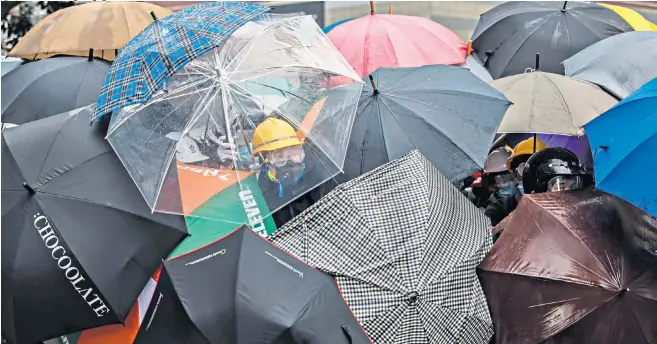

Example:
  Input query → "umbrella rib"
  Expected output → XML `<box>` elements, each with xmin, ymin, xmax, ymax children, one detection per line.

<box><xmin>498</xmin><ymin>14</ymin><xmax>558</xmax><ymax>76</ymax></box>
<box><xmin>626</xmin><ymin>301</ymin><xmax>651</xmax><ymax>344</ymax></box>
<box><xmin>118</xmin><ymin>3</ymin><xmax>133</xmax><ymax>39</ymax></box>
<box><xmin>526</xmin><ymin>197</ymin><xmax>615</xmax><ymax>284</ymax></box>
<box><xmin>379</xmin><ymin>95</ymin><xmax>482</xmax><ymax>167</ymax></box>
<box><xmin>541</xmin><ymin>74</ymin><xmax>576</xmax><ymax>129</ymax></box>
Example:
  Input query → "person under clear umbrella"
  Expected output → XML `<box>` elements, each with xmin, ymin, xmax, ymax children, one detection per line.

<box><xmin>521</xmin><ymin>147</ymin><xmax>593</xmax><ymax>194</ymax></box>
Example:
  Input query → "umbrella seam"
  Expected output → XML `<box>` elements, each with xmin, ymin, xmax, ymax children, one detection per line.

<box><xmin>498</xmin><ymin>14</ymin><xmax>558</xmax><ymax>77</ymax></box>
<box><xmin>379</xmin><ymin>95</ymin><xmax>483</xmax><ymax>169</ymax></box>
<box><xmin>526</xmin><ymin>195</ymin><xmax>616</xmax><ymax>283</ymax></box>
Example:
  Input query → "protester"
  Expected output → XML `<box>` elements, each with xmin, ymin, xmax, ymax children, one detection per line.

<box><xmin>521</xmin><ymin>147</ymin><xmax>593</xmax><ymax>194</ymax></box>
<box><xmin>484</xmin><ymin>138</ymin><xmax>546</xmax><ymax>228</ymax></box>
<box><xmin>251</xmin><ymin>117</ymin><xmax>332</xmax><ymax>227</ymax></box>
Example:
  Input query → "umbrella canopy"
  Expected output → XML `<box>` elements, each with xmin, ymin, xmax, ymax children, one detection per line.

<box><xmin>102</xmin><ymin>14</ymin><xmax>362</xmax><ymax>224</ymax></box>
<box><xmin>1</xmin><ymin>106</ymin><xmax>187</xmax><ymax>344</ymax></box>
<box><xmin>327</xmin><ymin>13</ymin><xmax>467</xmax><ymax>78</ymax></box>
<box><xmin>93</xmin><ymin>1</ymin><xmax>270</xmax><ymax>118</ymax></box>
<box><xmin>7</xmin><ymin>1</ymin><xmax>172</xmax><ymax>61</ymax></box>
<box><xmin>460</xmin><ymin>55</ymin><xmax>493</xmax><ymax>83</ymax></box>
<box><xmin>343</xmin><ymin>65</ymin><xmax>510</xmax><ymax>184</ymax></box>
<box><xmin>478</xmin><ymin>190</ymin><xmax>657</xmax><ymax>343</ymax></box>
<box><xmin>54</xmin><ymin>270</ymin><xmax>161</xmax><ymax>344</ymax></box>
<box><xmin>471</xmin><ymin>1</ymin><xmax>634</xmax><ymax>79</ymax></box>
<box><xmin>1</xmin><ymin>56</ymin><xmax>110</xmax><ymax>125</ymax></box>
<box><xmin>134</xmin><ymin>225</ymin><xmax>371</xmax><ymax>344</ymax></box>
<box><xmin>491</xmin><ymin>71</ymin><xmax>618</xmax><ymax>135</ymax></box>
<box><xmin>271</xmin><ymin>150</ymin><xmax>495</xmax><ymax>344</ymax></box>
<box><xmin>0</xmin><ymin>57</ymin><xmax>22</xmax><ymax>77</ymax></box>
<box><xmin>584</xmin><ymin>78</ymin><xmax>657</xmax><ymax>218</ymax></box>
<box><xmin>323</xmin><ymin>17</ymin><xmax>354</xmax><ymax>33</ymax></box>
<box><xmin>564</xmin><ymin>31</ymin><xmax>657</xmax><ymax>99</ymax></box>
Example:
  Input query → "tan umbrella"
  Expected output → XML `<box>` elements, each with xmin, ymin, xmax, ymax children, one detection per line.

<box><xmin>8</xmin><ymin>2</ymin><xmax>172</xmax><ymax>61</ymax></box>
<box><xmin>491</xmin><ymin>71</ymin><xmax>617</xmax><ymax>135</ymax></box>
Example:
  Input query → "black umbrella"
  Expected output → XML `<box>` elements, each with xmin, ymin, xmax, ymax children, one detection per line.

<box><xmin>342</xmin><ymin>65</ymin><xmax>510</xmax><ymax>184</ymax></box>
<box><xmin>134</xmin><ymin>225</ymin><xmax>371</xmax><ymax>344</ymax></box>
<box><xmin>1</xmin><ymin>55</ymin><xmax>109</xmax><ymax>125</ymax></box>
<box><xmin>471</xmin><ymin>1</ymin><xmax>633</xmax><ymax>79</ymax></box>
<box><xmin>1</xmin><ymin>106</ymin><xmax>188</xmax><ymax>344</ymax></box>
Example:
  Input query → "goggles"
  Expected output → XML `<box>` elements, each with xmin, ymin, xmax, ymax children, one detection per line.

<box><xmin>494</xmin><ymin>173</ymin><xmax>514</xmax><ymax>186</ymax></box>
<box><xmin>267</xmin><ymin>146</ymin><xmax>305</xmax><ymax>167</ymax></box>
<box><xmin>547</xmin><ymin>175</ymin><xmax>583</xmax><ymax>192</ymax></box>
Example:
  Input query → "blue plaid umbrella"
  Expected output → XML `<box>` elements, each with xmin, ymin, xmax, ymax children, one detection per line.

<box><xmin>93</xmin><ymin>2</ymin><xmax>270</xmax><ymax>119</ymax></box>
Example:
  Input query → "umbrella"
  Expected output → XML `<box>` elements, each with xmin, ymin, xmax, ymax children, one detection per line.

<box><xmin>563</xmin><ymin>31</ymin><xmax>657</xmax><ymax>99</ymax></box>
<box><xmin>343</xmin><ymin>65</ymin><xmax>509</xmax><ymax>184</ymax></box>
<box><xmin>134</xmin><ymin>225</ymin><xmax>372</xmax><ymax>344</ymax></box>
<box><xmin>0</xmin><ymin>57</ymin><xmax>22</xmax><ymax>77</ymax></box>
<box><xmin>93</xmin><ymin>1</ymin><xmax>271</xmax><ymax>118</ymax></box>
<box><xmin>478</xmin><ymin>190</ymin><xmax>657</xmax><ymax>343</ymax></box>
<box><xmin>491</xmin><ymin>71</ymin><xmax>618</xmax><ymax>135</ymax></box>
<box><xmin>54</xmin><ymin>270</ymin><xmax>161</xmax><ymax>344</ymax></box>
<box><xmin>471</xmin><ymin>1</ymin><xmax>634</xmax><ymax>79</ymax></box>
<box><xmin>327</xmin><ymin>13</ymin><xmax>467</xmax><ymax>78</ymax></box>
<box><xmin>1</xmin><ymin>106</ymin><xmax>187</xmax><ymax>344</ymax></box>
<box><xmin>323</xmin><ymin>18</ymin><xmax>354</xmax><ymax>33</ymax></box>
<box><xmin>271</xmin><ymin>150</ymin><xmax>495</xmax><ymax>343</ymax></box>
<box><xmin>584</xmin><ymin>78</ymin><xmax>657</xmax><ymax>219</ymax></box>
<box><xmin>460</xmin><ymin>55</ymin><xmax>493</xmax><ymax>83</ymax></box>
<box><xmin>1</xmin><ymin>56</ymin><xmax>110</xmax><ymax>125</ymax></box>
<box><xmin>7</xmin><ymin>1</ymin><xmax>172</xmax><ymax>61</ymax></box>
<box><xmin>98</xmin><ymin>12</ymin><xmax>362</xmax><ymax>224</ymax></box>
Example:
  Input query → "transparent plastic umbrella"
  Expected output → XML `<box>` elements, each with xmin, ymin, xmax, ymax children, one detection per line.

<box><xmin>106</xmin><ymin>15</ymin><xmax>363</xmax><ymax>224</ymax></box>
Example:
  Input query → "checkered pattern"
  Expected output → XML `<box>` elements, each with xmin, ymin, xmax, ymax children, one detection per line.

<box><xmin>269</xmin><ymin>150</ymin><xmax>494</xmax><ymax>344</ymax></box>
<box><xmin>93</xmin><ymin>2</ymin><xmax>270</xmax><ymax>119</ymax></box>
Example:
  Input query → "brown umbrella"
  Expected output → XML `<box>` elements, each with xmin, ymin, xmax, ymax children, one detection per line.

<box><xmin>8</xmin><ymin>2</ymin><xmax>172</xmax><ymax>61</ymax></box>
<box><xmin>478</xmin><ymin>190</ymin><xmax>657</xmax><ymax>344</ymax></box>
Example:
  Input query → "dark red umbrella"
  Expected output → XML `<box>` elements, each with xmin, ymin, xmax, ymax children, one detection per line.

<box><xmin>477</xmin><ymin>190</ymin><xmax>657</xmax><ymax>344</ymax></box>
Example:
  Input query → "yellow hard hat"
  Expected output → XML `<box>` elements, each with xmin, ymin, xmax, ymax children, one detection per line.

<box><xmin>251</xmin><ymin>118</ymin><xmax>302</xmax><ymax>156</ymax></box>
<box><xmin>506</xmin><ymin>136</ymin><xmax>547</xmax><ymax>171</ymax></box>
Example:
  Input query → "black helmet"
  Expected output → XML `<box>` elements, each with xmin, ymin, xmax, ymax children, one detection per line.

<box><xmin>522</xmin><ymin>147</ymin><xmax>589</xmax><ymax>194</ymax></box>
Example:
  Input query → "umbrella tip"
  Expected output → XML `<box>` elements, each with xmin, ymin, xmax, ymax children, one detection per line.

<box><xmin>150</xmin><ymin>11</ymin><xmax>159</xmax><ymax>21</ymax></box>
<box><xmin>88</xmin><ymin>48</ymin><xmax>94</xmax><ymax>61</ymax></box>
<box><xmin>22</xmin><ymin>183</ymin><xmax>36</xmax><ymax>195</ymax></box>
<box><xmin>370</xmin><ymin>1</ymin><xmax>375</xmax><ymax>15</ymax></box>
<box><xmin>562</xmin><ymin>1</ymin><xmax>567</xmax><ymax>11</ymax></box>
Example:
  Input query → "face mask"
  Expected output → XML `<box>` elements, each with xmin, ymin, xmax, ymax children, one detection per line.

<box><xmin>498</xmin><ymin>183</ymin><xmax>517</xmax><ymax>198</ymax></box>
<box><xmin>270</xmin><ymin>161</ymin><xmax>305</xmax><ymax>185</ymax></box>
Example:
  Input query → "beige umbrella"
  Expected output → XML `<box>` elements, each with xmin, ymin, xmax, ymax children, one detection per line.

<box><xmin>8</xmin><ymin>2</ymin><xmax>172</xmax><ymax>61</ymax></box>
<box><xmin>491</xmin><ymin>71</ymin><xmax>618</xmax><ymax>135</ymax></box>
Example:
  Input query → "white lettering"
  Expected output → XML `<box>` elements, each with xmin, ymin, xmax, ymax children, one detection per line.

<box><xmin>57</xmin><ymin>256</ymin><xmax>72</xmax><ymax>270</ymax></box>
<box><xmin>34</xmin><ymin>212</ymin><xmax>111</xmax><ymax>317</ymax></box>
<box><xmin>44</xmin><ymin>234</ymin><xmax>59</xmax><ymax>249</ymax></box>
<box><xmin>265</xmin><ymin>251</ymin><xmax>303</xmax><ymax>278</ymax></box>
<box><xmin>51</xmin><ymin>246</ymin><xmax>66</xmax><ymax>260</ymax></box>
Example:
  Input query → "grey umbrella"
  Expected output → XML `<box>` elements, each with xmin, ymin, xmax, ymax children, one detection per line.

<box><xmin>341</xmin><ymin>65</ymin><xmax>510</xmax><ymax>184</ymax></box>
<box><xmin>270</xmin><ymin>150</ymin><xmax>494</xmax><ymax>343</ymax></box>
<box><xmin>563</xmin><ymin>31</ymin><xmax>657</xmax><ymax>99</ymax></box>
<box><xmin>460</xmin><ymin>55</ymin><xmax>493</xmax><ymax>83</ymax></box>
<box><xmin>1</xmin><ymin>57</ymin><xmax>23</xmax><ymax>77</ymax></box>
<box><xmin>1</xmin><ymin>56</ymin><xmax>109</xmax><ymax>125</ymax></box>
<box><xmin>471</xmin><ymin>1</ymin><xmax>633</xmax><ymax>79</ymax></box>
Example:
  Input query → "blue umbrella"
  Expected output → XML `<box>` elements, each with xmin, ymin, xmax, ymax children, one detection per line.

<box><xmin>322</xmin><ymin>18</ymin><xmax>354</xmax><ymax>33</ymax></box>
<box><xmin>93</xmin><ymin>2</ymin><xmax>270</xmax><ymax>119</ymax></box>
<box><xmin>585</xmin><ymin>78</ymin><xmax>657</xmax><ymax>218</ymax></box>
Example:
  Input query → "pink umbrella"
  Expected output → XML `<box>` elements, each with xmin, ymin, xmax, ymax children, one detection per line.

<box><xmin>327</xmin><ymin>13</ymin><xmax>467</xmax><ymax>78</ymax></box>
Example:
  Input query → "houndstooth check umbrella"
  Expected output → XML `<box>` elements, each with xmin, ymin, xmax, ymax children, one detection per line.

<box><xmin>269</xmin><ymin>150</ymin><xmax>494</xmax><ymax>344</ymax></box>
